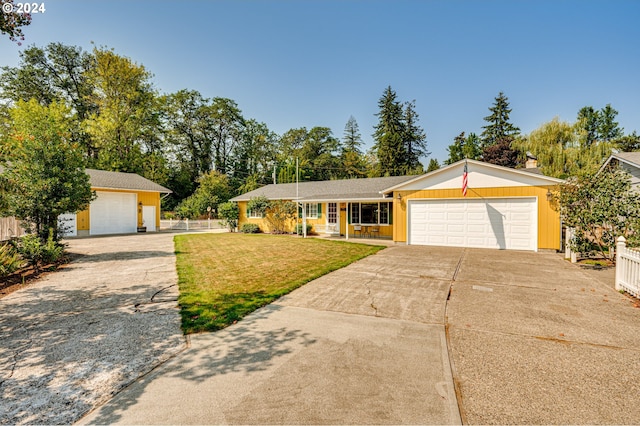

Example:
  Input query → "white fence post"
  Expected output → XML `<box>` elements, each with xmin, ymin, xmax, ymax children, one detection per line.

<box><xmin>186</xmin><ymin>218</ymin><xmax>189</xmax><ymax>231</ymax></box>
<box><xmin>615</xmin><ymin>236</ymin><xmax>625</xmax><ymax>292</ymax></box>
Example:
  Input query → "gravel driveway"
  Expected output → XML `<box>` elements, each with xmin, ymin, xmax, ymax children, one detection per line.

<box><xmin>0</xmin><ymin>233</ymin><xmax>186</xmax><ymax>425</ymax></box>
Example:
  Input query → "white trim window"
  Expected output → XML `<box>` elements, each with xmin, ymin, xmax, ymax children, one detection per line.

<box><xmin>247</xmin><ymin>208</ymin><xmax>263</xmax><ymax>219</ymax></box>
<box><xmin>305</xmin><ymin>203</ymin><xmax>319</xmax><ymax>219</ymax></box>
<box><xmin>350</xmin><ymin>202</ymin><xmax>392</xmax><ymax>225</ymax></box>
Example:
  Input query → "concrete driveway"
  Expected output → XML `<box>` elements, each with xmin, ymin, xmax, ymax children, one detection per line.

<box><xmin>5</xmin><ymin>233</ymin><xmax>640</xmax><ymax>425</ymax></box>
<box><xmin>447</xmin><ymin>249</ymin><xmax>640</xmax><ymax>424</ymax></box>
<box><xmin>0</xmin><ymin>233</ymin><xmax>186</xmax><ymax>425</ymax></box>
<box><xmin>80</xmin><ymin>244</ymin><xmax>463</xmax><ymax>425</ymax></box>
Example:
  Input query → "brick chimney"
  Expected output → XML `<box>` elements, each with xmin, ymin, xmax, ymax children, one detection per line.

<box><xmin>526</xmin><ymin>152</ymin><xmax>538</xmax><ymax>169</ymax></box>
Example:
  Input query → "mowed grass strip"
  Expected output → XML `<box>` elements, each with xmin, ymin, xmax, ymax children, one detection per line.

<box><xmin>175</xmin><ymin>233</ymin><xmax>384</xmax><ymax>334</ymax></box>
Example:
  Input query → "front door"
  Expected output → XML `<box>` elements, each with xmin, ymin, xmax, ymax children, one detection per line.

<box><xmin>142</xmin><ymin>205</ymin><xmax>157</xmax><ymax>232</ymax></box>
<box><xmin>340</xmin><ymin>203</ymin><xmax>347</xmax><ymax>236</ymax></box>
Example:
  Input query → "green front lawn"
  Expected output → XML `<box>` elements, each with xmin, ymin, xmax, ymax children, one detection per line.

<box><xmin>175</xmin><ymin>233</ymin><xmax>384</xmax><ymax>334</ymax></box>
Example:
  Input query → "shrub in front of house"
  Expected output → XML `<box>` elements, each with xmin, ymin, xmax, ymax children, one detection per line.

<box><xmin>13</xmin><ymin>231</ymin><xmax>65</xmax><ymax>274</ymax></box>
<box><xmin>296</xmin><ymin>223</ymin><xmax>313</xmax><ymax>235</ymax></box>
<box><xmin>240</xmin><ymin>223</ymin><xmax>261</xmax><ymax>234</ymax></box>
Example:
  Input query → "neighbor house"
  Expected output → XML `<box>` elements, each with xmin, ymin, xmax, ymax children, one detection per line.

<box><xmin>599</xmin><ymin>152</ymin><xmax>640</xmax><ymax>191</ymax></box>
<box><xmin>63</xmin><ymin>169</ymin><xmax>172</xmax><ymax>237</ymax></box>
<box><xmin>231</xmin><ymin>159</ymin><xmax>564</xmax><ymax>252</ymax></box>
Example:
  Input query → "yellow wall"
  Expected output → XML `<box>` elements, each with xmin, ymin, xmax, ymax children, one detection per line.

<box><xmin>392</xmin><ymin>186</ymin><xmax>561</xmax><ymax>250</ymax></box>
<box><xmin>76</xmin><ymin>189</ymin><xmax>162</xmax><ymax>232</ymax></box>
<box><xmin>238</xmin><ymin>201</ymin><xmax>394</xmax><ymax>237</ymax></box>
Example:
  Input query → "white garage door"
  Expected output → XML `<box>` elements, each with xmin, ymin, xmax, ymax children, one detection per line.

<box><xmin>409</xmin><ymin>198</ymin><xmax>537</xmax><ymax>251</ymax></box>
<box><xmin>90</xmin><ymin>191</ymin><xmax>137</xmax><ymax>235</ymax></box>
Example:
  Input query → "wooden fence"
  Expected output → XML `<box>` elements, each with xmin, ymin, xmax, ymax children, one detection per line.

<box><xmin>0</xmin><ymin>216</ymin><xmax>25</xmax><ymax>241</ymax></box>
<box><xmin>615</xmin><ymin>236</ymin><xmax>640</xmax><ymax>298</ymax></box>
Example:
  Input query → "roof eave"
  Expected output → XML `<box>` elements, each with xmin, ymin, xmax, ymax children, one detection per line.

<box><xmin>92</xmin><ymin>186</ymin><xmax>173</xmax><ymax>194</ymax></box>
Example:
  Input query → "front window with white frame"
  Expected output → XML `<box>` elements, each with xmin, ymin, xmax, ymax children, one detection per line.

<box><xmin>350</xmin><ymin>202</ymin><xmax>392</xmax><ymax>225</ymax></box>
<box><xmin>247</xmin><ymin>207</ymin><xmax>263</xmax><ymax>219</ymax></box>
<box><xmin>305</xmin><ymin>203</ymin><xmax>319</xmax><ymax>219</ymax></box>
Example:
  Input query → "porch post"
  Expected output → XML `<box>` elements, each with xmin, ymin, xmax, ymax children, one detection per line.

<box><xmin>346</xmin><ymin>202</ymin><xmax>349</xmax><ymax>241</ymax></box>
<box><xmin>302</xmin><ymin>202</ymin><xmax>307</xmax><ymax>238</ymax></box>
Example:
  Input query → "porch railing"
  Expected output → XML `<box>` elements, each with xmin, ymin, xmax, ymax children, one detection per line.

<box><xmin>616</xmin><ymin>237</ymin><xmax>640</xmax><ymax>298</ymax></box>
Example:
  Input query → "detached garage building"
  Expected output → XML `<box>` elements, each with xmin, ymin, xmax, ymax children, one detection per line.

<box><xmin>66</xmin><ymin>169</ymin><xmax>172</xmax><ymax>237</ymax></box>
<box><xmin>382</xmin><ymin>159</ymin><xmax>563</xmax><ymax>251</ymax></box>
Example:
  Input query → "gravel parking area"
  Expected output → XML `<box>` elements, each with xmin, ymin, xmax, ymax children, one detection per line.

<box><xmin>0</xmin><ymin>233</ymin><xmax>186</xmax><ymax>425</ymax></box>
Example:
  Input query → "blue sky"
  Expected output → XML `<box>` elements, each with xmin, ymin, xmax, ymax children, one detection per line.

<box><xmin>1</xmin><ymin>0</ymin><xmax>639</xmax><ymax>163</ymax></box>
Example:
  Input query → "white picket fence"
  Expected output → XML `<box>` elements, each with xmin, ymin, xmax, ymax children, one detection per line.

<box><xmin>160</xmin><ymin>219</ymin><xmax>225</xmax><ymax>231</ymax></box>
<box><xmin>616</xmin><ymin>237</ymin><xmax>640</xmax><ymax>298</ymax></box>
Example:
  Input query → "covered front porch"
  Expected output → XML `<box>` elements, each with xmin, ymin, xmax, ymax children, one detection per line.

<box><xmin>298</xmin><ymin>197</ymin><xmax>394</xmax><ymax>241</ymax></box>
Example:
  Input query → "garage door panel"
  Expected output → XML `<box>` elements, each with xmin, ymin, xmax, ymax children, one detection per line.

<box><xmin>90</xmin><ymin>191</ymin><xmax>137</xmax><ymax>235</ymax></box>
<box><xmin>409</xmin><ymin>198</ymin><xmax>537</xmax><ymax>251</ymax></box>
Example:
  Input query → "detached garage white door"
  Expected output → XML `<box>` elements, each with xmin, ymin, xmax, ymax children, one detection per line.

<box><xmin>408</xmin><ymin>198</ymin><xmax>537</xmax><ymax>251</ymax></box>
<box><xmin>90</xmin><ymin>191</ymin><xmax>137</xmax><ymax>235</ymax></box>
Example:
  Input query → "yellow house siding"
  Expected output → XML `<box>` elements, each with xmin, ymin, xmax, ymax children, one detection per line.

<box><xmin>239</xmin><ymin>201</ymin><xmax>327</xmax><ymax>234</ymax></box>
<box><xmin>76</xmin><ymin>189</ymin><xmax>162</xmax><ymax>231</ymax></box>
<box><xmin>393</xmin><ymin>186</ymin><xmax>560</xmax><ymax>250</ymax></box>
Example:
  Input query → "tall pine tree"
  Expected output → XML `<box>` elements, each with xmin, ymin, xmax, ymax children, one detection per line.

<box><xmin>403</xmin><ymin>100</ymin><xmax>428</xmax><ymax>173</ymax></box>
<box><xmin>481</xmin><ymin>91</ymin><xmax>520</xmax><ymax>148</ymax></box>
<box><xmin>373</xmin><ymin>86</ymin><xmax>407</xmax><ymax>176</ymax></box>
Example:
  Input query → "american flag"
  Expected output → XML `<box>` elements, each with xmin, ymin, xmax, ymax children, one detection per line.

<box><xmin>462</xmin><ymin>161</ymin><xmax>468</xmax><ymax>196</ymax></box>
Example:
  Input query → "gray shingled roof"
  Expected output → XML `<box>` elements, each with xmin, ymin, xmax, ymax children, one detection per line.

<box><xmin>613</xmin><ymin>152</ymin><xmax>640</xmax><ymax>166</ymax></box>
<box><xmin>0</xmin><ymin>166</ymin><xmax>171</xmax><ymax>193</ymax></box>
<box><xmin>87</xmin><ymin>169</ymin><xmax>172</xmax><ymax>193</ymax></box>
<box><xmin>230</xmin><ymin>175</ymin><xmax>416</xmax><ymax>202</ymax></box>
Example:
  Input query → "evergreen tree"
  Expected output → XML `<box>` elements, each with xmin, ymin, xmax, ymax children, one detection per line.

<box><xmin>615</xmin><ymin>131</ymin><xmax>640</xmax><ymax>152</ymax></box>
<box><xmin>598</xmin><ymin>104</ymin><xmax>624</xmax><ymax>142</ymax></box>
<box><xmin>342</xmin><ymin>115</ymin><xmax>362</xmax><ymax>154</ymax></box>
<box><xmin>481</xmin><ymin>92</ymin><xmax>520</xmax><ymax>148</ymax></box>
<box><xmin>403</xmin><ymin>100</ymin><xmax>429</xmax><ymax>172</ymax></box>
<box><xmin>340</xmin><ymin>116</ymin><xmax>366</xmax><ymax>178</ymax></box>
<box><xmin>577</xmin><ymin>106</ymin><xmax>599</xmax><ymax>148</ymax></box>
<box><xmin>373</xmin><ymin>86</ymin><xmax>407</xmax><ymax>176</ymax></box>
<box><xmin>426</xmin><ymin>158</ymin><xmax>440</xmax><ymax>172</ymax></box>
<box><xmin>576</xmin><ymin>104</ymin><xmax>624</xmax><ymax>147</ymax></box>
<box><xmin>445</xmin><ymin>132</ymin><xmax>481</xmax><ymax>165</ymax></box>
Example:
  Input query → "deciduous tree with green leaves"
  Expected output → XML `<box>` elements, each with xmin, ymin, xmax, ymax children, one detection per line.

<box><xmin>0</xmin><ymin>0</ymin><xmax>31</xmax><ymax>44</ymax></box>
<box><xmin>554</xmin><ymin>167</ymin><xmax>640</xmax><ymax>261</ymax></box>
<box><xmin>217</xmin><ymin>201</ymin><xmax>239</xmax><ymax>232</ymax></box>
<box><xmin>1</xmin><ymin>99</ymin><xmax>93</xmax><ymax>241</ymax></box>
<box><xmin>85</xmin><ymin>47</ymin><xmax>158</xmax><ymax>173</ymax></box>
<box><xmin>175</xmin><ymin>170</ymin><xmax>232</xmax><ymax>219</ymax></box>
<box><xmin>264</xmin><ymin>200</ymin><xmax>297</xmax><ymax>234</ymax></box>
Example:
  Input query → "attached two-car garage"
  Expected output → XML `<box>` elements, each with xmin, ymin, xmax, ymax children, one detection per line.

<box><xmin>385</xmin><ymin>159</ymin><xmax>564</xmax><ymax>252</ymax></box>
<box><xmin>408</xmin><ymin>197</ymin><xmax>537</xmax><ymax>251</ymax></box>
